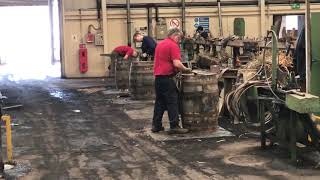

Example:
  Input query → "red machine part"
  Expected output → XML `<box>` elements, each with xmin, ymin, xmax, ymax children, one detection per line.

<box><xmin>79</xmin><ymin>44</ymin><xmax>88</xmax><ymax>73</ymax></box>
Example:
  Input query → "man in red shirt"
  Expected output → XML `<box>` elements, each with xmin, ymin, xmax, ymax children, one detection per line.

<box><xmin>152</xmin><ymin>28</ymin><xmax>191</xmax><ymax>134</ymax></box>
<box><xmin>109</xmin><ymin>46</ymin><xmax>138</xmax><ymax>77</ymax></box>
<box><xmin>112</xmin><ymin>46</ymin><xmax>138</xmax><ymax>61</ymax></box>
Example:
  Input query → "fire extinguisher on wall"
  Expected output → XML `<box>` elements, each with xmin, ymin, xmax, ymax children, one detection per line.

<box><xmin>79</xmin><ymin>43</ymin><xmax>88</xmax><ymax>73</ymax></box>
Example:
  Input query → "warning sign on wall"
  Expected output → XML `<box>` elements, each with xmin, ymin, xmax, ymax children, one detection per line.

<box><xmin>194</xmin><ymin>17</ymin><xmax>210</xmax><ymax>31</ymax></box>
<box><xmin>169</xmin><ymin>18</ymin><xmax>181</xmax><ymax>28</ymax></box>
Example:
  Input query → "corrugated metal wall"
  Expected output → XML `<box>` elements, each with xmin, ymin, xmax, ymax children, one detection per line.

<box><xmin>0</xmin><ymin>0</ymin><xmax>48</xmax><ymax>6</ymax></box>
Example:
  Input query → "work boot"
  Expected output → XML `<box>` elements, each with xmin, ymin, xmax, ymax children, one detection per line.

<box><xmin>167</xmin><ymin>126</ymin><xmax>189</xmax><ymax>134</ymax></box>
<box><xmin>151</xmin><ymin>126</ymin><xmax>165</xmax><ymax>133</ymax></box>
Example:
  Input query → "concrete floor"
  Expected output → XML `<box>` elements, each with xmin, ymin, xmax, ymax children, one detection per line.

<box><xmin>0</xmin><ymin>77</ymin><xmax>320</xmax><ymax>180</ymax></box>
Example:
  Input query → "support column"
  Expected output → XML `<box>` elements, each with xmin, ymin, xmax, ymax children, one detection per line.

<box><xmin>182</xmin><ymin>0</ymin><xmax>186</xmax><ymax>34</ymax></box>
<box><xmin>147</xmin><ymin>7</ymin><xmax>153</xmax><ymax>37</ymax></box>
<box><xmin>49</xmin><ymin>0</ymin><xmax>55</xmax><ymax>65</ymax></box>
<box><xmin>102</xmin><ymin>0</ymin><xmax>108</xmax><ymax>53</ymax></box>
<box><xmin>305</xmin><ymin>0</ymin><xmax>311</xmax><ymax>93</ymax></box>
<box><xmin>260</xmin><ymin>0</ymin><xmax>266</xmax><ymax>37</ymax></box>
<box><xmin>59</xmin><ymin>0</ymin><xmax>66</xmax><ymax>78</ymax></box>
<box><xmin>126</xmin><ymin>0</ymin><xmax>132</xmax><ymax>46</ymax></box>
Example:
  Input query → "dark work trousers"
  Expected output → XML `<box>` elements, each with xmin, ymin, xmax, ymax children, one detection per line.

<box><xmin>152</xmin><ymin>76</ymin><xmax>180</xmax><ymax>129</ymax></box>
<box><xmin>109</xmin><ymin>51</ymin><xmax>121</xmax><ymax>77</ymax></box>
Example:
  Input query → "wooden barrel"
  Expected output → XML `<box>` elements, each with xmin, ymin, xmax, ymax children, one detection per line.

<box><xmin>181</xmin><ymin>70</ymin><xmax>219</xmax><ymax>131</ymax></box>
<box><xmin>115</xmin><ymin>60</ymin><xmax>131</xmax><ymax>90</ymax></box>
<box><xmin>130</xmin><ymin>61</ymin><xmax>155</xmax><ymax>100</ymax></box>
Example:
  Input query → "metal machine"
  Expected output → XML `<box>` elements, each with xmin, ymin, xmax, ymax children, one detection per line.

<box><xmin>224</xmin><ymin>2</ymin><xmax>320</xmax><ymax>163</ymax></box>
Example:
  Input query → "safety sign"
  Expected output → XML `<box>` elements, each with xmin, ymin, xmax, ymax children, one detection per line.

<box><xmin>194</xmin><ymin>17</ymin><xmax>210</xmax><ymax>31</ymax></box>
<box><xmin>169</xmin><ymin>18</ymin><xmax>181</xmax><ymax>28</ymax></box>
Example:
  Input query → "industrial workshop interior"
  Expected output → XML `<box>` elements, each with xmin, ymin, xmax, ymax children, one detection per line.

<box><xmin>1</xmin><ymin>0</ymin><xmax>320</xmax><ymax>179</ymax></box>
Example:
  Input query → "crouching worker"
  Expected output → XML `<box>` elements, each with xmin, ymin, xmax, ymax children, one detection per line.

<box><xmin>152</xmin><ymin>28</ymin><xmax>192</xmax><ymax>134</ymax></box>
<box><xmin>109</xmin><ymin>46</ymin><xmax>138</xmax><ymax>77</ymax></box>
<box><xmin>111</xmin><ymin>46</ymin><xmax>138</xmax><ymax>61</ymax></box>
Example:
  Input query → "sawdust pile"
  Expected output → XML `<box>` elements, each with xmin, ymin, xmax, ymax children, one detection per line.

<box><xmin>244</xmin><ymin>50</ymin><xmax>293</xmax><ymax>69</ymax></box>
<box><xmin>240</xmin><ymin>50</ymin><xmax>293</xmax><ymax>81</ymax></box>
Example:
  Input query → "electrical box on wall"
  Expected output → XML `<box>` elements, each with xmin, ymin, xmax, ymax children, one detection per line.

<box><xmin>86</xmin><ymin>32</ymin><xmax>95</xmax><ymax>43</ymax></box>
<box><xmin>95</xmin><ymin>33</ymin><xmax>104</xmax><ymax>46</ymax></box>
<box><xmin>138</xmin><ymin>26</ymin><xmax>148</xmax><ymax>35</ymax></box>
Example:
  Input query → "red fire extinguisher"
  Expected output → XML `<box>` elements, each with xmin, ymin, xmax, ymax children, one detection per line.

<box><xmin>79</xmin><ymin>44</ymin><xmax>88</xmax><ymax>73</ymax></box>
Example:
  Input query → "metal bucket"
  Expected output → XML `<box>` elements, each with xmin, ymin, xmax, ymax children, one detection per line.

<box><xmin>130</xmin><ymin>61</ymin><xmax>155</xmax><ymax>100</ymax></box>
<box><xmin>181</xmin><ymin>70</ymin><xmax>219</xmax><ymax>131</ymax></box>
<box><xmin>115</xmin><ymin>60</ymin><xmax>131</xmax><ymax>90</ymax></box>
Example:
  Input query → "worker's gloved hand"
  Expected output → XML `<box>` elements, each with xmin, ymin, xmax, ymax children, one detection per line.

<box><xmin>142</xmin><ymin>53</ymin><xmax>147</xmax><ymax>58</ymax></box>
<box><xmin>183</xmin><ymin>68</ymin><xmax>193</xmax><ymax>73</ymax></box>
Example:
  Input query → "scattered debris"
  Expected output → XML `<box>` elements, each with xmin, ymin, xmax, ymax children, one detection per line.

<box><xmin>77</xmin><ymin>87</ymin><xmax>106</xmax><ymax>94</ymax></box>
<box><xmin>11</xmin><ymin>123</ymin><xmax>20</xmax><ymax>126</ymax></box>
<box><xmin>216</xmin><ymin>139</ymin><xmax>226</xmax><ymax>143</ymax></box>
<box><xmin>197</xmin><ymin>161</ymin><xmax>206</xmax><ymax>164</ymax></box>
<box><xmin>4</xmin><ymin>164</ymin><xmax>14</xmax><ymax>170</ymax></box>
<box><xmin>2</xmin><ymin>104</ymin><xmax>23</xmax><ymax>110</ymax></box>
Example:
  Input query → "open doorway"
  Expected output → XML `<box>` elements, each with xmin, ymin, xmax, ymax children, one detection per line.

<box><xmin>0</xmin><ymin>1</ymin><xmax>61</xmax><ymax>81</ymax></box>
<box><xmin>273</xmin><ymin>15</ymin><xmax>305</xmax><ymax>41</ymax></box>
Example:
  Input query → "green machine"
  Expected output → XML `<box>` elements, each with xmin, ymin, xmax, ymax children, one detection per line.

<box><xmin>226</xmin><ymin>11</ymin><xmax>320</xmax><ymax>164</ymax></box>
<box><xmin>259</xmin><ymin>12</ymin><xmax>320</xmax><ymax>163</ymax></box>
<box><xmin>234</xmin><ymin>18</ymin><xmax>245</xmax><ymax>37</ymax></box>
<box><xmin>311</xmin><ymin>13</ymin><xmax>320</xmax><ymax>115</ymax></box>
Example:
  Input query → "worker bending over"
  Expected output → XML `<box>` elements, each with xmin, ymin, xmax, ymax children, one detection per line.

<box><xmin>111</xmin><ymin>46</ymin><xmax>138</xmax><ymax>61</ymax></box>
<box><xmin>133</xmin><ymin>32</ymin><xmax>157</xmax><ymax>60</ymax></box>
<box><xmin>152</xmin><ymin>28</ymin><xmax>191</xmax><ymax>134</ymax></box>
<box><xmin>109</xmin><ymin>46</ymin><xmax>138</xmax><ymax>76</ymax></box>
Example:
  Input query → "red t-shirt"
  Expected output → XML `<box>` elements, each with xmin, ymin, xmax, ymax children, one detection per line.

<box><xmin>113</xmin><ymin>46</ymin><xmax>134</xmax><ymax>57</ymax></box>
<box><xmin>154</xmin><ymin>38</ymin><xmax>181</xmax><ymax>76</ymax></box>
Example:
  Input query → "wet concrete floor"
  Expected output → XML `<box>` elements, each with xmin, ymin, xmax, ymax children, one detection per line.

<box><xmin>0</xmin><ymin>78</ymin><xmax>320</xmax><ymax>180</ymax></box>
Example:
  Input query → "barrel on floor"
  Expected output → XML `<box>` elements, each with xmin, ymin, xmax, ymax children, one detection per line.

<box><xmin>130</xmin><ymin>61</ymin><xmax>155</xmax><ymax>100</ymax></box>
<box><xmin>115</xmin><ymin>60</ymin><xmax>131</xmax><ymax>90</ymax></box>
<box><xmin>181</xmin><ymin>70</ymin><xmax>219</xmax><ymax>131</ymax></box>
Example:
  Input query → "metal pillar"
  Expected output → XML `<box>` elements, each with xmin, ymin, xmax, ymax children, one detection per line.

<box><xmin>102</xmin><ymin>0</ymin><xmax>108</xmax><ymax>53</ymax></box>
<box><xmin>58</xmin><ymin>0</ymin><xmax>66</xmax><ymax>78</ymax></box>
<box><xmin>147</xmin><ymin>7</ymin><xmax>153</xmax><ymax>37</ymax></box>
<box><xmin>49</xmin><ymin>0</ymin><xmax>55</xmax><ymax>65</ymax></box>
<box><xmin>126</xmin><ymin>0</ymin><xmax>132</xmax><ymax>46</ymax></box>
<box><xmin>182</xmin><ymin>0</ymin><xmax>186</xmax><ymax>34</ymax></box>
<box><xmin>271</xmin><ymin>29</ymin><xmax>278</xmax><ymax>90</ymax></box>
<box><xmin>260</xmin><ymin>0</ymin><xmax>266</xmax><ymax>37</ymax></box>
<box><xmin>218</xmin><ymin>0</ymin><xmax>223</xmax><ymax>37</ymax></box>
<box><xmin>305</xmin><ymin>0</ymin><xmax>311</xmax><ymax>93</ymax></box>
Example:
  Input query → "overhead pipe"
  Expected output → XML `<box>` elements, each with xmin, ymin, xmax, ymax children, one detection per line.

<box><xmin>106</xmin><ymin>1</ymin><xmax>319</xmax><ymax>8</ymax></box>
<box><xmin>266</xmin><ymin>0</ymin><xmax>319</xmax><ymax>4</ymax></box>
<box><xmin>182</xmin><ymin>0</ymin><xmax>186</xmax><ymax>34</ymax></box>
<box><xmin>106</xmin><ymin>1</ymin><xmax>259</xmax><ymax>9</ymax></box>
<box><xmin>218</xmin><ymin>0</ymin><xmax>223</xmax><ymax>37</ymax></box>
<box><xmin>96</xmin><ymin>0</ymin><xmax>101</xmax><ymax>19</ymax></box>
<box><xmin>126</xmin><ymin>0</ymin><xmax>132</xmax><ymax>46</ymax></box>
